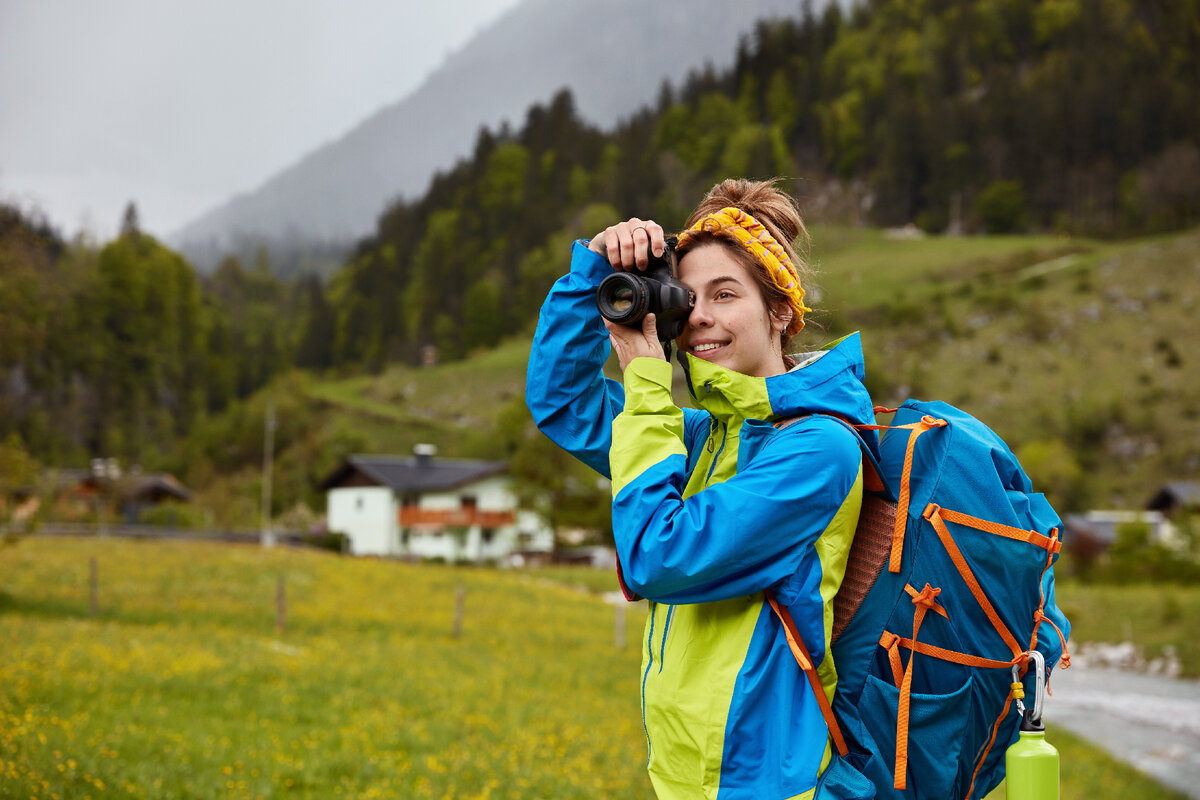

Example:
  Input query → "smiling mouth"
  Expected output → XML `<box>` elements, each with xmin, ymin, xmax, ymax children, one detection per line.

<box><xmin>691</xmin><ymin>342</ymin><xmax>726</xmax><ymax>354</ymax></box>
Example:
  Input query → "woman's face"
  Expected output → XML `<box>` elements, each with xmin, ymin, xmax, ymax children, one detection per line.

<box><xmin>674</xmin><ymin>243</ymin><xmax>789</xmax><ymax>379</ymax></box>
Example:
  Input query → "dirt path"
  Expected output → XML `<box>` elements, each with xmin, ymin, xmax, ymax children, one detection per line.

<box><xmin>1046</xmin><ymin>664</ymin><xmax>1200</xmax><ymax>798</ymax></box>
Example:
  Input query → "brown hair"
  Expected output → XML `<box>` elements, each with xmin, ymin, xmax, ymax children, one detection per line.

<box><xmin>675</xmin><ymin>178</ymin><xmax>812</xmax><ymax>350</ymax></box>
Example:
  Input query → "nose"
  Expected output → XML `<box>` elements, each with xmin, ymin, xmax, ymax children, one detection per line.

<box><xmin>688</xmin><ymin>297</ymin><xmax>713</xmax><ymax>328</ymax></box>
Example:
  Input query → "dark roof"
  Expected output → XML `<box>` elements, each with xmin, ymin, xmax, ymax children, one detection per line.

<box><xmin>1146</xmin><ymin>481</ymin><xmax>1200</xmax><ymax>512</ymax></box>
<box><xmin>41</xmin><ymin>468</ymin><xmax>190</xmax><ymax>501</ymax></box>
<box><xmin>318</xmin><ymin>454</ymin><xmax>508</xmax><ymax>493</ymax></box>
<box><xmin>1062</xmin><ymin>513</ymin><xmax>1118</xmax><ymax>545</ymax></box>
<box><xmin>45</xmin><ymin>468</ymin><xmax>91</xmax><ymax>491</ymax></box>
<box><xmin>121</xmin><ymin>474</ymin><xmax>191</xmax><ymax>503</ymax></box>
<box><xmin>1062</xmin><ymin>510</ymin><xmax>1172</xmax><ymax>547</ymax></box>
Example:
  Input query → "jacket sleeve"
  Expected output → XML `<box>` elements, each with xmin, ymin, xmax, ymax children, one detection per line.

<box><xmin>610</xmin><ymin>357</ymin><xmax>863</xmax><ymax>604</ymax></box>
<box><xmin>525</xmin><ymin>240</ymin><xmax>627</xmax><ymax>478</ymax></box>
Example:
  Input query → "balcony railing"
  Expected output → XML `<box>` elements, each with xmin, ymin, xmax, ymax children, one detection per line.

<box><xmin>398</xmin><ymin>507</ymin><xmax>515</xmax><ymax>528</ymax></box>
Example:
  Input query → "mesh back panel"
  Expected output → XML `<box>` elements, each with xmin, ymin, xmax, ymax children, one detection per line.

<box><xmin>833</xmin><ymin>493</ymin><xmax>897</xmax><ymax>641</ymax></box>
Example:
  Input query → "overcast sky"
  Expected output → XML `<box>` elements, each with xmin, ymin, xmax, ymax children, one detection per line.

<box><xmin>0</xmin><ymin>0</ymin><xmax>523</xmax><ymax>240</ymax></box>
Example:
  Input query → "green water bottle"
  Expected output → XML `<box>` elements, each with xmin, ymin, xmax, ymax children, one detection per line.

<box><xmin>1005</xmin><ymin>710</ymin><xmax>1059</xmax><ymax>800</ymax></box>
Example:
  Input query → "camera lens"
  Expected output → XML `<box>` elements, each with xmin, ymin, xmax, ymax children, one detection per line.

<box><xmin>596</xmin><ymin>273</ymin><xmax>647</xmax><ymax>324</ymax></box>
<box><xmin>609</xmin><ymin>286</ymin><xmax>634</xmax><ymax>314</ymax></box>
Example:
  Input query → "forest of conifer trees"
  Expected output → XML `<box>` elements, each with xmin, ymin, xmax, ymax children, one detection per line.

<box><xmin>331</xmin><ymin>0</ymin><xmax>1200</xmax><ymax>371</ymax></box>
<box><xmin>1</xmin><ymin>0</ymin><xmax>1197</xmax><ymax>485</ymax></box>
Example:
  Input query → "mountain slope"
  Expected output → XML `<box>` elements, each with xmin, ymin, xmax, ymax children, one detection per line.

<box><xmin>181</xmin><ymin>226</ymin><xmax>1200</xmax><ymax>527</ymax></box>
<box><xmin>172</xmin><ymin>0</ymin><xmax>815</xmax><ymax>260</ymax></box>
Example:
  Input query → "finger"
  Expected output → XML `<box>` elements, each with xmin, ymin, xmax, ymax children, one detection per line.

<box><xmin>587</xmin><ymin>231</ymin><xmax>607</xmax><ymax>255</ymax></box>
<box><xmin>646</xmin><ymin>221</ymin><xmax>667</xmax><ymax>258</ymax></box>
<box><xmin>631</xmin><ymin>224</ymin><xmax>651</xmax><ymax>268</ymax></box>
<box><xmin>602</xmin><ymin>227</ymin><xmax>623</xmax><ymax>268</ymax></box>
<box><xmin>617</xmin><ymin>218</ymin><xmax>642</xmax><ymax>270</ymax></box>
<box><xmin>603</xmin><ymin>318</ymin><xmax>631</xmax><ymax>338</ymax></box>
<box><xmin>603</xmin><ymin>319</ymin><xmax>636</xmax><ymax>372</ymax></box>
<box><xmin>642</xmin><ymin>312</ymin><xmax>659</xmax><ymax>344</ymax></box>
<box><xmin>603</xmin><ymin>318</ymin><xmax>633</xmax><ymax>348</ymax></box>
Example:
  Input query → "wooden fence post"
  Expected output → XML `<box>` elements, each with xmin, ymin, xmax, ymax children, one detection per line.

<box><xmin>615</xmin><ymin>602</ymin><xmax>626</xmax><ymax>650</ymax></box>
<box><xmin>89</xmin><ymin>556</ymin><xmax>99</xmax><ymax>617</ymax></box>
<box><xmin>452</xmin><ymin>584</ymin><xmax>465</xmax><ymax>638</ymax></box>
<box><xmin>276</xmin><ymin>575</ymin><xmax>286</xmax><ymax>635</ymax></box>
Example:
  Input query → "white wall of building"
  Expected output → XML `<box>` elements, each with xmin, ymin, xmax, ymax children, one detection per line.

<box><xmin>326</xmin><ymin>474</ymin><xmax>554</xmax><ymax>563</ymax></box>
<box><xmin>413</xmin><ymin>476</ymin><xmax>511</xmax><ymax>511</ymax></box>
<box><xmin>401</xmin><ymin>476</ymin><xmax>553</xmax><ymax>563</ymax></box>
<box><xmin>327</xmin><ymin>486</ymin><xmax>399</xmax><ymax>556</ymax></box>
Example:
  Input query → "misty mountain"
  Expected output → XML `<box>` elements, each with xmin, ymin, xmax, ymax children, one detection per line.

<box><xmin>172</xmin><ymin>0</ymin><xmax>818</xmax><ymax>271</ymax></box>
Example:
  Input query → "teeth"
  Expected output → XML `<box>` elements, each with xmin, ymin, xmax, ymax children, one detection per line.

<box><xmin>694</xmin><ymin>343</ymin><xmax>721</xmax><ymax>353</ymax></box>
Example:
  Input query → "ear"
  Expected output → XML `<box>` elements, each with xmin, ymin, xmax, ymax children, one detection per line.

<box><xmin>771</xmin><ymin>303</ymin><xmax>793</xmax><ymax>333</ymax></box>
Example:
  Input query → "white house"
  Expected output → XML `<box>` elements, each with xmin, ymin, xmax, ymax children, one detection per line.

<box><xmin>1063</xmin><ymin>481</ymin><xmax>1200</xmax><ymax>555</ymax></box>
<box><xmin>318</xmin><ymin>446</ymin><xmax>554</xmax><ymax>562</ymax></box>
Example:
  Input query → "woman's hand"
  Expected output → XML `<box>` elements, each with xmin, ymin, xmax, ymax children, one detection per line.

<box><xmin>589</xmin><ymin>217</ymin><xmax>666</xmax><ymax>271</ymax></box>
<box><xmin>604</xmin><ymin>313</ymin><xmax>664</xmax><ymax>371</ymax></box>
<box><xmin>591</xmin><ymin>218</ymin><xmax>668</xmax><ymax>369</ymax></box>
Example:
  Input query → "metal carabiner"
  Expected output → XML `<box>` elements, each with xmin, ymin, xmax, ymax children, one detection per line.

<box><xmin>1012</xmin><ymin>650</ymin><xmax>1047</xmax><ymax>724</ymax></box>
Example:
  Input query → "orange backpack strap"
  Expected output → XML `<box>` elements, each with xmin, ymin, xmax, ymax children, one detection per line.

<box><xmin>886</xmin><ymin>416</ymin><xmax>948</xmax><ymax>572</ymax></box>
<box><xmin>766</xmin><ymin>590</ymin><xmax>849</xmax><ymax>758</ymax></box>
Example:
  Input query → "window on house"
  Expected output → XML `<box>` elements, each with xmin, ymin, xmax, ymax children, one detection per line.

<box><xmin>482</xmin><ymin>529</ymin><xmax>494</xmax><ymax>544</ymax></box>
<box><xmin>461</xmin><ymin>495</ymin><xmax>477</xmax><ymax>510</ymax></box>
<box><xmin>356</xmin><ymin>496</ymin><xmax>364</xmax><ymax>510</ymax></box>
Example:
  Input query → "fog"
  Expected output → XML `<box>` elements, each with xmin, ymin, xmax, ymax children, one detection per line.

<box><xmin>0</xmin><ymin>0</ymin><xmax>522</xmax><ymax>239</ymax></box>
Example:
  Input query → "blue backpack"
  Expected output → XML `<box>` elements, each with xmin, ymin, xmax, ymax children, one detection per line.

<box><xmin>769</xmin><ymin>400</ymin><xmax>1072</xmax><ymax>799</ymax></box>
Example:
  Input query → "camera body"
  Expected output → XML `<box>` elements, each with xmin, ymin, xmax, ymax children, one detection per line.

<box><xmin>595</xmin><ymin>238</ymin><xmax>693</xmax><ymax>341</ymax></box>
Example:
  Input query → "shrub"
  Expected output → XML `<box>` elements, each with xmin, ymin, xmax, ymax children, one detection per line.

<box><xmin>977</xmin><ymin>180</ymin><xmax>1028</xmax><ymax>234</ymax></box>
<box><xmin>1097</xmin><ymin>515</ymin><xmax>1200</xmax><ymax>584</ymax></box>
<box><xmin>301</xmin><ymin>531</ymin><xmax>349</xmax><ymax>554</ymax></box>
<box><xmin>137</xmin><ymin>501</ymin><xmax>209</xmax><ymax>529</ymax></box>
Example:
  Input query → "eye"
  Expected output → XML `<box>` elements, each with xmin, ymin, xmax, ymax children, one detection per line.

<box><xmin>715</xmin><ymin>289</ymin><xmax>735</xmax><ymax>300</ymax></box>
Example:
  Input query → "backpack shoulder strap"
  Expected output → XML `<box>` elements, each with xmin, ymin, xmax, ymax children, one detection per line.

<box><xmin>765</xmin><ymin>590</ymin><xmax>850</xmax><ymax>758</ymax></box>
<box><xmin>774</xmin><ymin>412</ymin><xmax>896</xmax><ymax>502</ymax></box>
<box><xmin>767</xmin><ymin>411</ymin><xmax>896</xmax><ymax>760</ymax></box>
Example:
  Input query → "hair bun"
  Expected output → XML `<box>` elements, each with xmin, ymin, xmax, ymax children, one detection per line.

<box><xmin>685</xmin><ymin>178</ymin><xmax>808</xmax><ymax>270</ymax></box>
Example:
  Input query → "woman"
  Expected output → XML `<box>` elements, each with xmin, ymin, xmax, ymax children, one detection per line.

<box><xmin>526</xmin><ymin>179</ymin><xmax>875</xmax><ymax>799</ymax></box>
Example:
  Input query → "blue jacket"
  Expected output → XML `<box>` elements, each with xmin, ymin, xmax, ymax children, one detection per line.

<box><xmin>527</xmin><ymin>241</ymin><xmax>876</xmax><ymax>799</ymax></box>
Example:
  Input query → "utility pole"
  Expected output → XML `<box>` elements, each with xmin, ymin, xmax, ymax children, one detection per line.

<box><xmin>261</xmin><ymin>400</ymin><xmax>276</xmax><ymax>547</ymax></box>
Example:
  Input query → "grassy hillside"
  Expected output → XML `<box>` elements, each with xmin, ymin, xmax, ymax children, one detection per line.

<box><xmin>1053</xmin><ymin>581</ymin><xmax>1200</xmax><ymax>677</ymax></box>
<box><xmin>0</xmin><ymin>537</ymin><xmax>653</xmax><ymax>799</ymax></box>
<box><xmin>182</xmin><ymin>225</ymin><xmax>1199</xmax><ymax>528</ymax></box>
<box><xmin>812</xmin><ymin>225</ymin><xmax>1200</xmax><ymax>509</ymax></box>
<box><xmin>1</xmin><ymin>538</ymin><xmax>1190</xmax><ymax>799</ymax></box>
<box><xmin>303</xmin><ymin>335</ymin><xmax>534</xmax><ymax>460</ymax></box>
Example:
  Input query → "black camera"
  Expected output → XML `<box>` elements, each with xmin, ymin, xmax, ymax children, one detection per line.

<box><xmin>595</xmin><ymin>237</ymin><xmax>693</xmax><ymax>341</ymax></box>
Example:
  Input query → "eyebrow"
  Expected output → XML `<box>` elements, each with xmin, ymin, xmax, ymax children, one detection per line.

<box><xmin>701</xmin><ymin>275</ymin><xmax>745</xmax><ymax>291</ymax></box>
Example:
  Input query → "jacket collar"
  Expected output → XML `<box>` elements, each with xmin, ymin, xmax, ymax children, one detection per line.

<box><xmin>680</xmin><ymin>332</ymin><xmax>875</xmax><ymax>427</ymax></box>
<box><xmin>681</xmin><ymin>353</ymin><xmax>774</xmax><ymax>423</ymax></box>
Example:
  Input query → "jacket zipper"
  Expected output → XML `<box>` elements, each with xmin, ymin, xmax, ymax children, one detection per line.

<box><xmin>641</xmin><ymin>601</ymin><xmax>656</xmax><ymax>764</ymax></box>
<box><xmin>705</xmin><ymin>418</ymin><xmax>728</xmax><ymax>485</ymax></box>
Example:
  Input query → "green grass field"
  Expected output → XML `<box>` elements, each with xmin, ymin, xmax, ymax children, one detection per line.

<box><xmin>2</xmin><ymin>538</ymin><xmax>1191</xmax><ymax>799</ymax></box>
<box><xmin>1054</xmin><ymin>581</ymin><xmax>1200</xmax><ymax>677</ymax></box>
<box><xmin>1</xmin><ymin>538</ymin><xmax>653</xmax><ymax>799</ymax></box>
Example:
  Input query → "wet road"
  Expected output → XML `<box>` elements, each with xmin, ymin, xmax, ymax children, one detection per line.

<box><xmin>1046</xmin><ymin>665</ymin><xmax>1200</xmax><ymax>798</ymax></box>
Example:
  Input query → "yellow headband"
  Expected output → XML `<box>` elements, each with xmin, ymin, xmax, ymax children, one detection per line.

<box><xmin>676</xmin><ymin>207</ymin><xmax>811</xmax><ymax>335</ymax></box>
